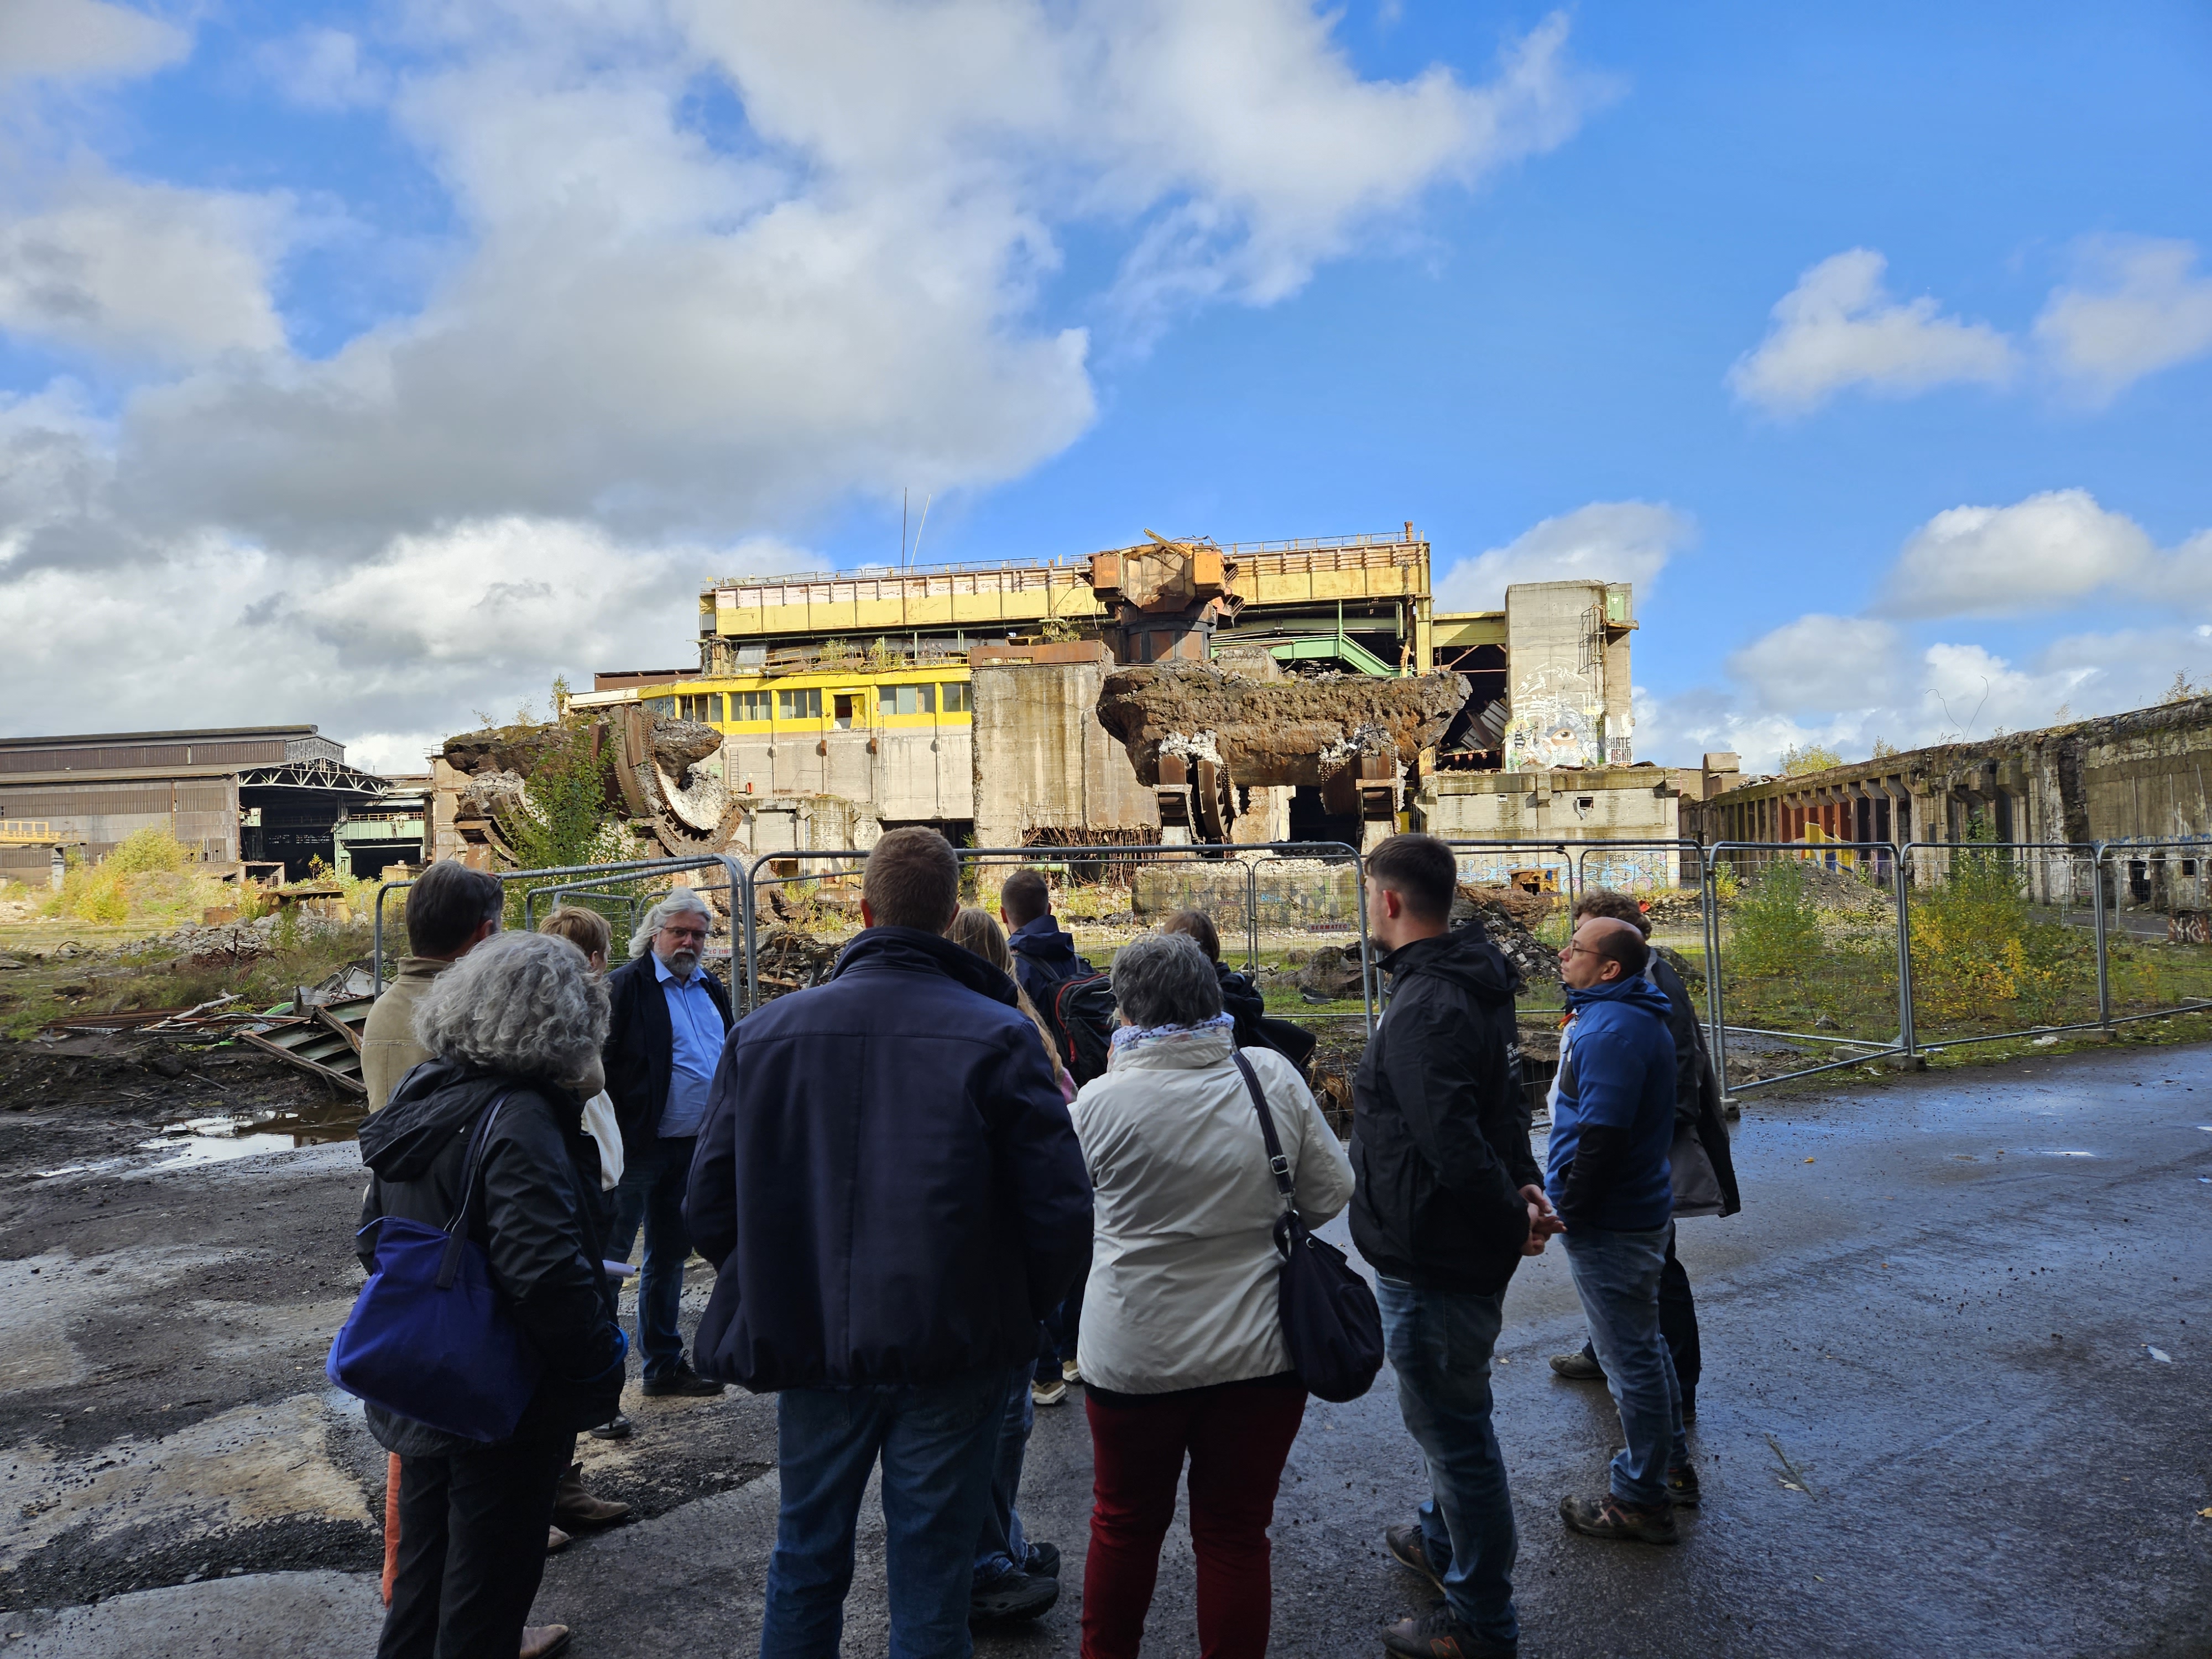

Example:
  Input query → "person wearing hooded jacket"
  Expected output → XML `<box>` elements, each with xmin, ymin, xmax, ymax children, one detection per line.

<box><xmin>1548</xmin><ymin>916</ymin><xmax>1691</xmax><ymax>1548</ymax></box>
<box><xmin>1547</xmin><ymin>890</ymin><xmax>1740</xmax><ymax>1426</ymax></box>
<box><xmin>356</xmin><ymin>931</ymin><xmax>628</xmax><ymax>1659</ymax></box>
<box><xmin>999</xmin><ymin>866</ymin><xmax>1094</xmax><ymax>1009</ymax></box>
<box><xmin>1351</xmin><ymin>834</ymin><xmax>1551</xmax><ymax>1659</ymax></box>
<box><xmin>1160</xmin><ymin>908</ymin><xmax>1319</xmax><ymax>1072</ymax></box>
<box><xmin>685</xmin><ymin>829</ymin><xmax>1093</xmax><ymax>1659</ymax></box>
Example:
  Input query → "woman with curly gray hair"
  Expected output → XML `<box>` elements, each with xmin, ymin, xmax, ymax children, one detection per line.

<box><xmin>357</xmin><ymin>931</ymin><xmax>628</xmax><ymax>1659</ymax></box>
<box><xmin>1070</xmin><ymin>930</ymin><xmax>1353</xmax><ymax>1659</ymax></box>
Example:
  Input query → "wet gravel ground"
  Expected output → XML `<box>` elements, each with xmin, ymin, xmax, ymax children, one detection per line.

<box><xmin>2</xmin><ymin>1041</ymin><xmax>2209</xmax><ymax>1656</ymax></box>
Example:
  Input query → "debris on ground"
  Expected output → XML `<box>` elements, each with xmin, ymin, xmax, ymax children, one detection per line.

<box><xmin>749</xmin><ymin>927</ymin><xmax>841</xmax><ymax>1002</ymax></box>
<box><xmin>1453</xmin><ymin>883</ymin><xmax>1562</xmax><ymax>983</ymax></box>
<box><xmin>1293</xmin><ymin>945</ymin><xmax>1366</xmax><ymax>1001</ymax></box>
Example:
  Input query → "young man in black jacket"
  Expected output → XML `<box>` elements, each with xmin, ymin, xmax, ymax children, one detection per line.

<box><xmin>1352</xmin><ymin>834</ymin><xmax>1555</xmax><ymax>1659</ymax></box>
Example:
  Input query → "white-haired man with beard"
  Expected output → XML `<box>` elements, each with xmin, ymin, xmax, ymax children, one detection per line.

<box><xmin>596</xmin><ymin>887</ymin><xmax>734</xmax><ymax>1432</ymax></box>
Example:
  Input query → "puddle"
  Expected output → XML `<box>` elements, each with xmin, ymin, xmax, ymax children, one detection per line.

<box><xmin>139</xmin><ymin>1104</ymin><xmax>367</xmax><ymax>1168</ymax></box>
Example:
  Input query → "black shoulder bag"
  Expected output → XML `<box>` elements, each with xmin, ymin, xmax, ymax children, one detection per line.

<box><xmin>1232</xmin><ymin>1051</ymin><xmax>1384</xmax><ymax>1403</ymax></box>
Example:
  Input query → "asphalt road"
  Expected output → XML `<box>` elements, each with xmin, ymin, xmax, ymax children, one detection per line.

<box><xmin>3</xmin><ymin>1040</ymin><xmax>2210</xmax><ymax>1657</ymax></box>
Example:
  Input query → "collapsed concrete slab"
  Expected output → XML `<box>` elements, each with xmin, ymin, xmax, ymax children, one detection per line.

<box><xmin>1094</xmin><ymin>663</ymin><xmax>1469</xmax><ymax>844</ymax></box>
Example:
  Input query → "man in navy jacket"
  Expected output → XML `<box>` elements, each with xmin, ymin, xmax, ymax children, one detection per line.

<box><xmin>686</xmin><ymin>828</ymin><xmax>1093</xmax><ymax>1658</ymax></box>
<box><xmin>1548</xmin><ymin>915</ymin><xmax>1688</xmax><ymax>1546</ymax></box>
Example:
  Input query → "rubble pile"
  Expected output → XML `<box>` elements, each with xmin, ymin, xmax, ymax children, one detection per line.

<box><xmin>1452</xmin><ymin>883</ymin><xmax>1562</xmax><ymax>984</ymax></box>
<box><xmin>750</xmin><ymin>926</ymin><xmax>841</xmax><ymax>1001</ymax></box>
<box><xmin>1293</xmin><ymin>945</ymin><xmax>1366</xmax><ymax>1001</ymax></box>
<box><xmin>1095</xmin><ymin>664</ymin><xmax>1469</xmax><ymax>787</ymax></box>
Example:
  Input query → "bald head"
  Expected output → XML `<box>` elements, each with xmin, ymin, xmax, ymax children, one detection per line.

<box><xmin>1563</xmin><ymin>914</ymin><xmax>1648</xmax><ymax>988</ymax></box>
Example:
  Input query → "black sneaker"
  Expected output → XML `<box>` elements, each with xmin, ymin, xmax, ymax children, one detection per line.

<box><xmin>1559</xmin><ymin>1492</ymin><xmax>1679</xmax><ymax>1545</ymax></box>
<box><xmin>1384</xmin><ymin>1522</ymin><xmax>1444</xmax><ymax>1594</ymax></box>
<box><xmin>1666</xmin><ymin>1463</ymin><xmax>1701</xmax><ymax>1507</ymax></box>
<box><xmin>641</xmin><ymin>1363</ymin><xmax>724</xmax><ymax>1398</ymax></box>
<box><xmin>588</xmin><ymin>1413</ymin><xmax>633</xmax><ymax>1441</ymax></box>
<box><xmin>1022</xmin><ymin>1541</ymin><xmax>1061</xmax><ymax>1578</ymax></box>
<box><xmin>969</xmin><ymin>1568</ymin><xmax>1058</xmax><ymax>1625</ymax></box>
<box><xmin>1380</xmin><ymin>1605</ymin><xmax>1515</xmax><ymax>1657</ymax></box>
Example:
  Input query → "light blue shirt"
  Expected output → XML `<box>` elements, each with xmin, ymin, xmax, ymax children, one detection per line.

<box><xmin>653</xmin><ymin>953</ymin><xmax>727</xmax><ymax>1139</ymax></box>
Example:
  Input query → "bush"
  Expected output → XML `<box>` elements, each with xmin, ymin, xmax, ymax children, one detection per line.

<box><xmin>1728</xmin><ymin>860</ymin><xmax>1824</xmax><ymax>977</ymax></box>
<box><xmin>107</xmin><ymin>826</ymin><xmax>190</xmax><ymax>874</ymax></box>
<box><xmin>1909</xmin><ymin>839</ymin><xmax>2077</xmax><ymax>1024</ymax></box>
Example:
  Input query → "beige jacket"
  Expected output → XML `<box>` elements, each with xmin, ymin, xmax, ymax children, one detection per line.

<box><xmin>360</xmin><ymin>957</ymin><xmax>449</xmax><ymax>1113</ymax></box>
<box><xmin>1071</xmin><ymin>1027</ymin><xmax>1353</xmax><ymax>1395</ymax></box>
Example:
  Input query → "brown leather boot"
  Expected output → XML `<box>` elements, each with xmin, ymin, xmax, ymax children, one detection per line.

<box><xmin>552</xmin><ymin>1463</ymin><xmax>633</xmax><ymax>1531</ymax></box>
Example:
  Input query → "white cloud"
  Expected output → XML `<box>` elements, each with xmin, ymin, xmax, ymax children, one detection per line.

<box><xmin>0</xmin><ymin>0</ymin><xmax>187</xmax><ymax>84</ymax></box>
<box><xmin>1433</xmin><ymin>501</ymin><xmax>1691</xmax><ymax>613</ymax></box>
<box><xmin>1876</xmin><ymin>488</ymin><xmax>2166</xmax><ymax>619</ymax></box>
<box><xmin>1724</xmin><ymin>614</ymin><xmax>1907</xmax><ymax>716</ymax></box>
<box><xmin>0</xmin><ymin>516</ymin><xmax>804</xmax><ymax>757</ymax></box>
<box><xmin>1728</xmin><ymin>248</ymin><xmax>2017</xmax><ymax>416</ymax></box>
<box><xmin>0</xmin><ymin>1</ymin><xmax>1609</xmax><ymax>744</ymax></box>
<box><xmin>2033</xmin><ymin>237</ymin><xmax>2212</xmax><ymax>404</ymax></box>
<box><xmin>0</xmin><ymin>171</ymin><xmax>289</xmax><ymax>366</ymax></box>
<box><xmin>254</xmin><ymin>28</ymin><xmax>388</xmax><ymax>112</ymax></box>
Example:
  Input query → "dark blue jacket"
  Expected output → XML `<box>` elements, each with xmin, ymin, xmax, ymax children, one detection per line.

<box><xmin>684</xmin><ymin>926</ymin><xmax>1093</xmax><ymax>1391</ymax></box>
<box><xmin>1545</xmin><ymin>975</ymin><xmax>1677</xmax><ymax>1233</ymax></box>
<box><xmin>1007</xmin><ymin>915</ymin><xmax>1091</xmax><ymax>1007</ymax></box>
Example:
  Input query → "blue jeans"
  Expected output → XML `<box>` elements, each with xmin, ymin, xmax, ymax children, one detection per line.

<box><xmin>973</xmin><ymin>1366</ymin><xmax>1035</xmax><ymax>1584</ymax></box>
<box><xmin>608</xmin><ymin>1134</ymin><xmax>695</xmax><ymax>1381</ymax></box>
<box><xmin>1376</xmin><ymin>1277</ymin><xmax>1517</xmax><ymax>1646</ymax></box>
<box><xmin>762</xmin><ymin>1365</ymin><xmax>1011</xmax><ymax>1659</ymax></box>
<box><xmin>1564</xmin><ymin>1222</ymin><xmax>1688</xmax><ymax>1507</ymax></box>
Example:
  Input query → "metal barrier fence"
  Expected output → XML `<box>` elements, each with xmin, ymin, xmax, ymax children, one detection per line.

<box><xmin>734</xmin><ymin>843</ymin><xmax>1376</xmax><ymax>1035</ymax></box>
<box><xmin>2094</xmin><ymin>837</ymin><xmax>2212</xmax><ymax>1029</ymax></box>
<box><xmin>369</xmin><ymin>853</ymin><xmax>749</xmax><ymax>992</ymax></box>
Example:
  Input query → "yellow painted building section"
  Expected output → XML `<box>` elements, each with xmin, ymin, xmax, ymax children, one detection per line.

<box><xmin>578</xmin><ymin>661</ymin><xmax>975</xmax><ymax>734</ymax></box>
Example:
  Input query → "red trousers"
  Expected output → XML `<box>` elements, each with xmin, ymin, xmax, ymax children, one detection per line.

<box><xmin>1081</xmin><ymin>1379</ymin><xmax>1307</xmax><ymax>1659</ymax></box>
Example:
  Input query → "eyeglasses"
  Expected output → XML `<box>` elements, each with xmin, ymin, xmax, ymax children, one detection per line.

<box><xmin>661</xmin><ymin>924</ymin><xmax>709</xmax><ymax>942</ymax></box>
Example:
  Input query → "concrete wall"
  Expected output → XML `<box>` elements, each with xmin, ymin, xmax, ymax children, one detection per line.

<box><xmin>1499</xmin><ymin>581</ymin><xmax>1634</xmax><ymax>771</ymax></box>
<box><xmin>1419</xmin><ymin>766</ymin><xmax>1691</xmax><ymax>887</ymax></box>
<box><xmin>971</xmin><ymin>660</ymin><xmax>1159</xmax><ymax>848</ymax></box>
<box><xmin>1691</xmin><ymin>695</ymin><xmax>2212</xmax><ymax>903</ymax></box>
<box><xmin>720</xmin><ymin>727</ymin><xmax>972</xmax><ymax>826</ymax></box>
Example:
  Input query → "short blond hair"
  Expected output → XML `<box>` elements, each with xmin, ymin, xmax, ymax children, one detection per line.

<box><xmin>540</xmin><ymin>904</ymin><xmax>613</xmax><ymax>962</ymax></box>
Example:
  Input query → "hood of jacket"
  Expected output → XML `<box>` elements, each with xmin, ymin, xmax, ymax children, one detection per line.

<box><xmin>1214</xmin><ymin>962</ymin><xmax>1265</xmax><ymax>1022</ymax></box>
<box><xmin>358</xmin><ymin>1059</ymin><xmax>580</xmax><ymax>1181</ymax></box>
<box><xmin>1564</xmin><ymin>973</ymin><xmax>1675</xmax><ymax>1021</ymax></box>
<box><xmin>1380</xmin><ymin>927</ymin><xmax>1522</xmax><ymax>1005</ymax></box>
<box><xmin>831</xmin><ymin>925</ymin><xmax>1021</xmax><ymax>1007</ymax></box>
<box><xmin>1007</xmin><ymin>916</ymin><xmax>1078</xmax><ymax>966</ymax></box>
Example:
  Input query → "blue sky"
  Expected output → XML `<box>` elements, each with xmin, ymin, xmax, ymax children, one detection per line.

<box><xmin>1</xmin><ymin>0</ymin><xmax>2208</xmax><ymax>771</ymax></box>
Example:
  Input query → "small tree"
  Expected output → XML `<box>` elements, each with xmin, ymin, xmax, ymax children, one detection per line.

<box><xmin>1781</xmin><ymin>743</ymin><xmax>1843</xmax><ymax>776</ymax></box>
<box><xmin>499</xmin><ymin>702</ymin><xmax>634</xmax><ymax>888</ymax></box>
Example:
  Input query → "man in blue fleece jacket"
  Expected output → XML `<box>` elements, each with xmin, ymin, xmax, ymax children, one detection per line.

<box><xmin>1546</xmin><ymin>915</ymin><xmax>1691</xmax><ymax>1545</ymax></box>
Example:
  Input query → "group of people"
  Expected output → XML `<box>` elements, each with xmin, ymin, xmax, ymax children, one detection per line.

<box><xmin>350</xmin><ymin>828</ymin><xmax>1736</xmax><ymax>1659</ymax></box>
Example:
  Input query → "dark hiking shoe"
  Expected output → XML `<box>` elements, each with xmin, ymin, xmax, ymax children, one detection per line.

<box><xmin>1559</xmin><ymin>1493</ymin><xmax>1679</xmax><ymax>1545</ymax></box>
<box><xmin>970</xmin><ymin>1567</ymin><xmax>1059</xmax><ymax>1625</ymax></box>
<box><xmin>1548</xmin><ymin>1349</ymin><xmax>1605</xmax><ymax>1381</ymax></box>
<box><xmin>588</xmin><ymin>1413</ymin><xmax>633</xmax><ymax>1441</ymax></box>
<box><xmin>1380</xmin><ymin>1605</ymin><xmax>1516</xmax><ymax>1657</ymax></box>
<box><xmin>544</xmin><ymin>1525</ymin><xmax>571</xmax><ymax>1554</ymax></box>
<box><xmin>552</xmin><ymin>1463</ymin><xmax>633</xmax><ymax>1530</ymax></box>
<box><xmin>1666</xmin><ymin>1463</ymin><xmax>1702</xmax><ymax>1507</ymax></box>
<box><xmin>1384</xmin><ymin>1522</ymin><xmax>1444</xmax><ymax>1594</ymax></box>
<box><xmin>641</xmin><ymin>1363</ymin><xmax>724</xmax><ymax>1397</ymax></box>
<box><xmin>1023</xmin><ymin>1540</ymin><xmax>1061</xmax><ymax>1578</ymax></box>
<box><xmin>1680</xmin><ymin>1390</ymin><xmax>1697</xmax><ymax>1427</ymax></box>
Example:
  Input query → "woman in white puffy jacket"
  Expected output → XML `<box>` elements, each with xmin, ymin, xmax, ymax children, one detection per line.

<box><xmin>1070</xmin><ymin>929</ymin><xmax>1354</xmax><ymax>1659</ymax></box>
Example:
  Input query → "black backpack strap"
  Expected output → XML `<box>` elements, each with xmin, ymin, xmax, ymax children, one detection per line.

<box><xmin>437</xmin><ymin>1093</ymin><xmax>509</xmax><ymax>1290</ymax></box>
<box><xmin>1231</xmin><ymin>1051</ymin><xmax>1295</xmax><ymax>1204</ymax></box>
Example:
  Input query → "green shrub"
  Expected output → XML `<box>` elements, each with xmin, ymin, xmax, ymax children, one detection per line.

<box><xmin>1728</xmin><ymin>860</ymin><xmax>1823</xmax><ymax>977</ymax></box>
